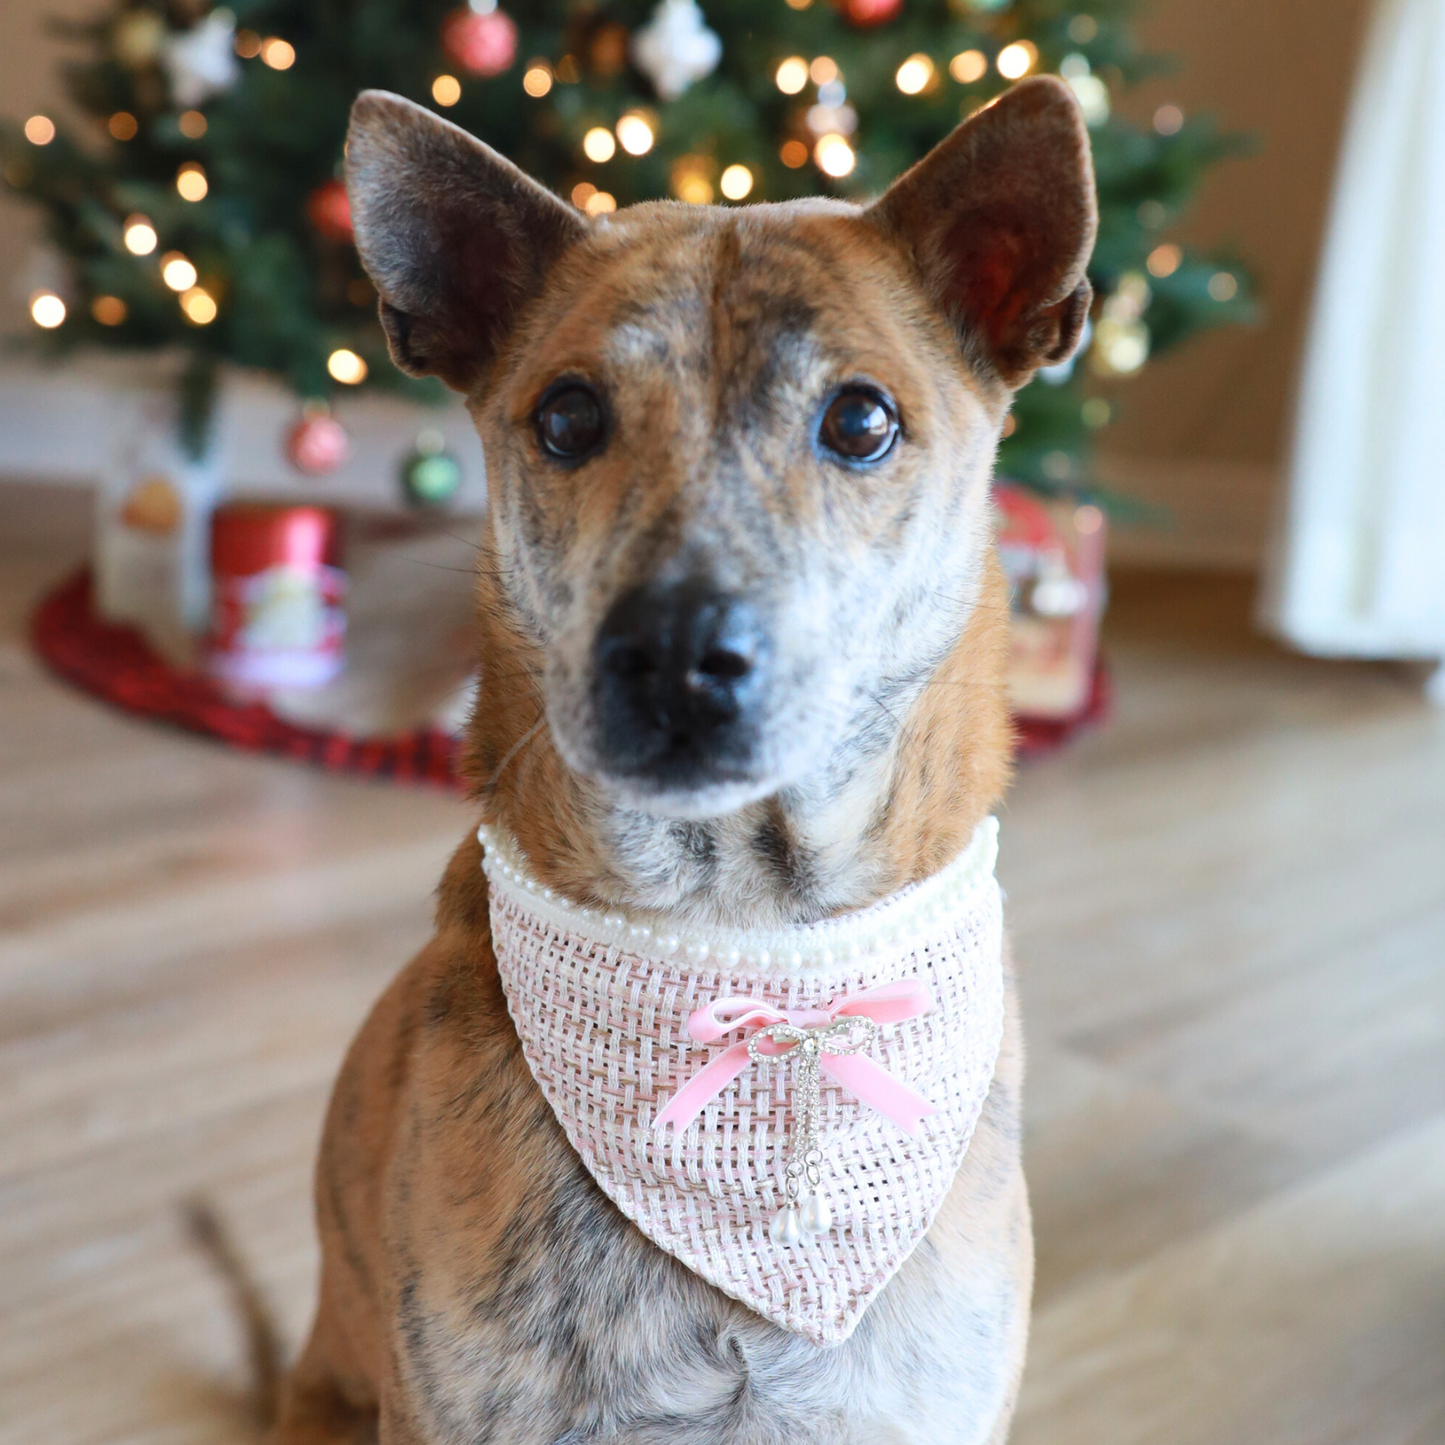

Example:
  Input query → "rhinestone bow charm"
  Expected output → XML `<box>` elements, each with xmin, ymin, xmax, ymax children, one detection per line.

<box><xmin>654</xmin><ymin>982</ymin><xmax>938</xmax><ymax>1245</ymax></box>
<box><xmin>747</xmin><ymin>1016</ymin><xmax>880</xmax><ymax>1245</ymax></box>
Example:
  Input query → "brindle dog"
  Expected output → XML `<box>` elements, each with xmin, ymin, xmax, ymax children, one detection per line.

<box><xmin>276</xmin><ymin>77</ymin><xmax>1095</xmax><ymax>1444</ymax></box>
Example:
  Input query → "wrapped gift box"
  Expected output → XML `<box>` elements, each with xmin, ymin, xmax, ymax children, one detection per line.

<box><xmin>995</xmin><ymin>482</ymin><xmax>1108</xmax><ymax>721</ymax></box>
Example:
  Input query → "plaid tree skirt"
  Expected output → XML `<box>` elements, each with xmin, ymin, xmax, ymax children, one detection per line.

<box><xmin>31</xmin><ymin>569</ymin><xmax>1105</xmax><ymax>788</ymax></box>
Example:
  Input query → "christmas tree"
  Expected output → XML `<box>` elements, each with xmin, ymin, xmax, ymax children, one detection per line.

<box><xmin>2</xmin><ymin>0</ymin><xmax>1252</xmax><ymax>487</ymax></box>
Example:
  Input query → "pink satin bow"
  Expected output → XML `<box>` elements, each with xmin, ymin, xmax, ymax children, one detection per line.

<box><xmin>653</xmin><ymin>980</ymin><xmax>937</xmax><ymax>1135</ymax></box>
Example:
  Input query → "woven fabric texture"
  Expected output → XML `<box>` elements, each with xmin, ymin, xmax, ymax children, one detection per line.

<box><xmin>483</xmin><ymin>819</ymin><xmax>1006</xmax><ymax>1346</ymax></box>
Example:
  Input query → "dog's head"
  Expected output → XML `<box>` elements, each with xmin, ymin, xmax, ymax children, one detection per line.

<box><xmin>348</xmin><ymin>82</ymin><xmax>1094</xmax><ymax>825</ymax></box>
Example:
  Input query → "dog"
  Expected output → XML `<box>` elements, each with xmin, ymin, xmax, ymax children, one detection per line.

<box><xmin>274</xmin><ymin>76</ymin><xmax>1095</xmax><ymax>1444</ymax></box>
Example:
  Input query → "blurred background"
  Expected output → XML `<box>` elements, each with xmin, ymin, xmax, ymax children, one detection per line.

<box><xmin>1</xmin><ymin>2</ymin><xmax>1442</xmax><ymax>1443</ymax></box>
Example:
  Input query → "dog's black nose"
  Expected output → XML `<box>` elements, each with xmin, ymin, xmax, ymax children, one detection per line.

<box><xmin>594</xmin><ymin>581</ymin><xmax>767</xmax><ymax>781</ymax></box>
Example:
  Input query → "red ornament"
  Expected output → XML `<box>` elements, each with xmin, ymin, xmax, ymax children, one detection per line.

<box><xmin>839</xmin><ymin>0</ymin><xmax>903</xmax><ymax>24</ymax></box>
<box><xmin>306</xmin><ymin>179</ymin><xmax>353</xmax><ymax>242</ymax></box>
<box><xmin>441</xmin><ymin>7</ymin><xmax>518</xmax><ymax>76</ymax></box>
<box><xmin>285</xmin><ymin>412</ymin><xmax>349</xmax><ymax>475</ymax></box>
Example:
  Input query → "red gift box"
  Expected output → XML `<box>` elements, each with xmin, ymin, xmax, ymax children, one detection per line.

<box><xmin>994</xmin><ymin>482</ymin><xmax>1107</xmax><ymax>721</ymax></box>
<box><xmin>207</xmin><ymin>503</ymin><xmax>347</xmax><ymax>691</ymax></box>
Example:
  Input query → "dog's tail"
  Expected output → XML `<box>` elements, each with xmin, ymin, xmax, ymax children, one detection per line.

<box><xmin>182</xmin><ymin>1198</ymin><xmax>285</xmax><ymax>1428</ymax></box>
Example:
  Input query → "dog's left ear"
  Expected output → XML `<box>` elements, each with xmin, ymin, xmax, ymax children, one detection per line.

<box><xmin>346</xmin><ymin>89</ymin><xmax>588</xmax><ymax>393</ymax></box>
<box><xmin>867</xmin><ymin>76</ymin><xmax>1097</xmax><ymax>388</ymax></box>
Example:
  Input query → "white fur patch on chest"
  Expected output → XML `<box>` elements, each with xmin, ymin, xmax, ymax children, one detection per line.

<box><xmin>479</xmin><ymin>817</ymin><xmax>1005</xmax><ymax>1347</ymax></box>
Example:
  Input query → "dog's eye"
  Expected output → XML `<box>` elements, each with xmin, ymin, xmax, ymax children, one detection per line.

<box><xmin>536</xmin><ymin>384</ymin><xmax>606</xmax><ymax>460</ymax></box>
<box><xmin>818</xmin><ymin>388</ymin><xmax>899</xmax><ymax>463</ymax></box>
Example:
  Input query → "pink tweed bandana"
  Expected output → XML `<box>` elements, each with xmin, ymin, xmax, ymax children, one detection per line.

<box><xmin>478</xmin><ymin>817</ymin><xmax>1005</xmax><ymax>1346</ymax></box>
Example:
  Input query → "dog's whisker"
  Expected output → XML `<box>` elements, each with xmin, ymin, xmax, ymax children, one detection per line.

<box><xmin>483</xmin><ymin>714</ymin><xmax>547</xmax><ymax>792</ymax></box>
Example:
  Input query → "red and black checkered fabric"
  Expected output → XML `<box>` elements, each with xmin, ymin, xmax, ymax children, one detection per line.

<box><xmin>31</xmin><ymin>569</ymin><xmax>462</xmax><ymax>788</ymax></box>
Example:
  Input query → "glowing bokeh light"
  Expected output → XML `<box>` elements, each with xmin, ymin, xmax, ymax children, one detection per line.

<box><xmin>30</xmin><ymin>292</ymin><xmax>65</xmax><ymax>328</ymax></box>
<box><xmin>719</xmin><ymin>164</ymin><xmax>753</xmax><ymax>200</ymax></box>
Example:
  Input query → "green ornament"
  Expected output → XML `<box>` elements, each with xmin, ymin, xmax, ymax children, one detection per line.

<box><xmin>400</xmin><ymin>429</ymin><xmax>462</xmax><ymax>508</ymax></box>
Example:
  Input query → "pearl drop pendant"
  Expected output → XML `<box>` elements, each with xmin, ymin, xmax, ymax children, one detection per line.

<box><xmin>770</xmin><ymin>1191</ymin><xmax>834</xmax><ymax>1248</ymax></box>
<box><xmin>770</xmin><ymin>1204</ymin><xmax>802</xmax><ymax>1248</ymax></box>
<box><xmin>800</xmin><ymin>1192</ymin><xmax>833</xmax><ymax>1236</ymax></box>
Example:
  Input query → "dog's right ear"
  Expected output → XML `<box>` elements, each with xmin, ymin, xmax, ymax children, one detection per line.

<box><xmin>866</xmin><ymin>76</ymin><xmax>1097</xmax><ymax>389</ymax></box>
<box><xmin>346</xmin><ymin>90</ymin><xmax>588</xmax><ymax>393</ymax></box>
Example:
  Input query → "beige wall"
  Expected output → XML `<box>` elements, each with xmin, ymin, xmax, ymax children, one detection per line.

<box><xmin>1100</xmin><ymin>0</ymin><xmax>1375</xmax><ymax>563</ymax></box>
<box><xmin>1</xmin><ymin>0</ymin><xmax>1376</xmax><ymax>563</ymax></box>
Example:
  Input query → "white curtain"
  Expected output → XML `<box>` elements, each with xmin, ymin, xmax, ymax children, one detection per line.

<box><xmin>1259</xmin><ymin>0</ymin><xmax>1445</xmax><ymax>698</ymax></box>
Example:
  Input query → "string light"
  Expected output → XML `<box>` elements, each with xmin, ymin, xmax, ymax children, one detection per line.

<box><xmin>780</xmin><ymin>140</ymin><xmax>809</xmax><ymax>168</ymax></box>
<box><xmin>719</xmin><ymin>164</ymin><xmax>753</xmax><ymax>201</ymax></box>
<box><xmin>784</xmin><ymin>0</ymin><xmax>813</xmax><ymax>8</ymax></box>
<box><xmin>432</xmin><ymin>74</ymin><xmax>461</xmax><ymax>105</ymax></box>
<box><xmin>1137</xmin><ymin>199</ymin><xmax>1167</xmax><ymax>229</ymax></box>
<box><xmin>176</xmin><ymin>162</ymin><xmax>208</xmax><ymax>201</ymax></box>
<box><xmin>1075</xmin><ymin>504</ymin><xmax>1104</xmax><ymax>534</ymax></box>
<box><xmin>571</xmin><ymin>181</ymin><xmax>597</xmax><ymax>208</ymax></box>
<box><xmin>1061</xmin><ymin>55</ymin><xmax>1110</xmax><ymax>126</ymax></box>
<box><xmin>178</xmin><ymin>110</ymin><xmax>207</xmax><ymax>139</ymax></box>
<box><xmin>555</xmin><ymin>54</ymin><xmax>580</xmax><ymax>83</ymax></box>
<box><xmin>1081</xmin><ymin>397</ymin><xmax>1111</xmax><ymax>428</ymax></box>
<box><xmin>950</xmin><ymin>50</ymin><xmax>987</xmax><ymax>83</ymax></box>
<box><xmin>1208</xmin><ymin>271</ymin><xmax>1238</xmax><ymax>301</ymax></box>
<box><xmin>895</xmin><ymin>54</ymin><xmax>934</xmax><ymax>95</ymax></box>
<box><xmin>775</xmin><ymin>56</ymin><xmax>808</xmax><ymax>94</ymax></box>
<box><xmin>814</xmin><ymin>133</ymin><xmax>855</xmax><ymax>178</ymax></box>
<box><xmin>180</xmin><ymin>287</ymin><xmax>217</xmax><ymax>324</ymax></box>
<box><xmin>161</xmin><ymin>253</ymin><xmax>198</xmax><ymax>291</ymax></box>
<box><xmin>584</xmin><ymin>190</ymin><xmax>616</xmax><ymax>215</ymax></box>
<box><xmin>260</xmin><ymin>37</ymin><xmax>295</xmax><ymax>70</ymax></box>
<box><xmin>616</xmin><ymin>113</ymin><xmax>654</xmax><ymax>156</ymax></box>
<box><xmin>24</xmin><ymin>116</ymin><xmax>55</xmax><ymax>146</ymax></box>
<box><xmin>673</xmin><ymin>167</ymin><xmax>713</xmax><ymax>205</ymax></box>
<box><xmin>583</xmin><ymin>127</ymin><xmax>616</xmax><ymax>162</ymax></box>
<box><xmin>1114</xmin><ymin>272</ymin><xmax>1151</xmax><ymax>311</ymax></box>
<box><xmin>327</xmin><ymin>348</ymin><xmax>367</xmax><ymax>383</ymax></box>
<box><xmin>108</xmin><ymin>111</ymin><xmax>138</xmax><ymax>141</ymax></box>
<box><xmin>806</xmin><ymin>101</ymin><xmax>854</xmax><ymax>137</ymax></box>
<box><xmin>1068</xmin><ymin>14</ymin><xmax>1098</xmax><ymax>43</ymax></box>
<box><xmin>810</xmin><ymin>57</ymin><xmax>838</xmax><ymax>86</ymax></box>
<box><xmin>234</xmin><ymin>29</ymin><xmax>262</xmax><ymax>58</ymax></box>
<box><xmin>1092</xmin><ymin>274</ymin><xmax>1151</xmax><ymax>376</ymax></box>
<box><xmin>1146</xmin><ymin>243</ymin><xmax>1181</xmax><ymax>278</ymax></box>
<box><xmin>123</xmin><ymin>215</ymin><xmax>158</xmax><ymax>256</ymax></box>
<box><xmin>523</xmin><ymin>61</ymin><xmax>553</xmax><ymax>97</ymax></box>
<box><xmin>92</xmin><ymin>295</ymin><xmax>127</xmax><ymax>326</ymax></box>
<box><xmin>1041</xmin><ymin>450</ymin><xmax>1074</xmax><ymax>483</ymax></box>
<box><xmin>997</xmin><ymin>41</ymin><xmax>1037</xmax><ymax>79</ymax></box>
<box><xmin>30</xmin><ymin>292</ymin><xmax>65</xmax><ymax>328</ymax></box>
<box><xmin>1153</xmin><ymin>104</ymin><xmax>1184</xmax><ymax>135</ymax></box>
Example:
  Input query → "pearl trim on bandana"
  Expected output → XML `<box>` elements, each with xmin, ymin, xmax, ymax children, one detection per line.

<box><xmin>476</xmin><ymin>814</ymin><xmax>999</xmax><ymax>970</ymax></box>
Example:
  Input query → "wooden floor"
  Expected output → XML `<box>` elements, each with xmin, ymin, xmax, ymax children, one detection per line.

<box><xmin>2</xmin><ymin>480</ymin><xmax>1443</xmax><ymax>1445</ymax></box>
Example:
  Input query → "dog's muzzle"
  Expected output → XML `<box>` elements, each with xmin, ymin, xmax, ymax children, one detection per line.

<box><xmin>591</xmin><ymin>577</ymin><xmax>771</xmax><ymax>790</ymax></box>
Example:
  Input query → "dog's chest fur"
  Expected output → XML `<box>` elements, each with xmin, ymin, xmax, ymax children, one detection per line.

<box><xmin>371</xmin><ymin>924</ymin><xmax>1029</xmax><ymax>1445</ymax></box>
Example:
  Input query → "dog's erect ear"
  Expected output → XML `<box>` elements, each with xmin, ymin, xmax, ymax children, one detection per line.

<box><xmin>346</xmin><ymin>90</ymin><xmax>587</xmax><ymax>393</ymax></box>
<box><xmin>867</xmin><ymin>76</ymin><xmax>1097</xmax><ymax>388</ymax></box>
